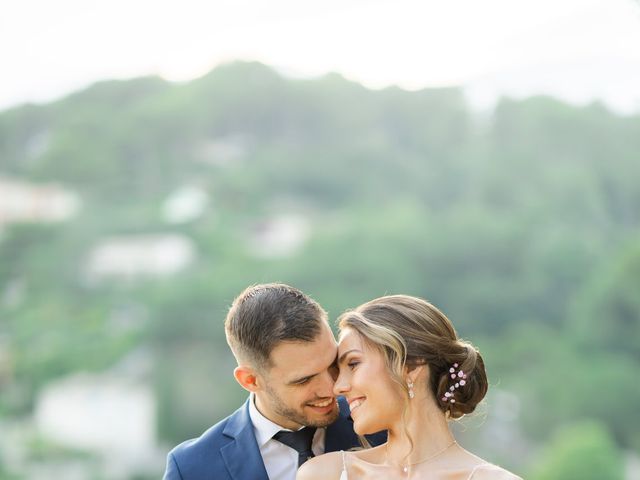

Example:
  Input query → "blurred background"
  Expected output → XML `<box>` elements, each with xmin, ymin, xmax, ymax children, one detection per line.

<box><xmin>1</xmin><ymin>1</ymin><xmax>639</xmax><ymax>479</ymax></box>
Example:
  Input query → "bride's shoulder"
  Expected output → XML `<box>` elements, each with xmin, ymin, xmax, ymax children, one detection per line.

<box><xmin>296</xmin><ymin>451</ymin><xmax>344</xmax><ymax>480</ymax></box>
<box><xmin>468</xmin><ymin>463</ymin><xmax>523</xmax><ymax>480</ymax></box>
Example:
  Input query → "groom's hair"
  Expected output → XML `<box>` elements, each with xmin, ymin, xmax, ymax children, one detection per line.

<box><xmin>225</xmin><ymin>283</ymin><xmax>328</xmax><ymax>370</ymax></box>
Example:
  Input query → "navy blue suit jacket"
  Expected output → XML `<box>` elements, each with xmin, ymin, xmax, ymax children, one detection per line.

<box><xmin>163</xmin><ymin>397</ymin><xmax>385</xmax><ymax>480</ymax></box>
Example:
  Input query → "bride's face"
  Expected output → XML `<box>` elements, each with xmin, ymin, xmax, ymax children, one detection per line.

<box><xmin>334</xmin><ymin>327</ymin><xmax>405</xmax><ymax>435</ymax></box>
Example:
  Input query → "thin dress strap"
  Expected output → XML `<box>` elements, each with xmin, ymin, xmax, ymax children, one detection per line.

<box><xmin>339</xmin><ymin>450</ymin><xmax>348</xmax><ymax>480</ymax></box>
<box><xmin>467</xmin><ymin>463</ymin><xmax>495</xmax><ymax>479</ymax></box>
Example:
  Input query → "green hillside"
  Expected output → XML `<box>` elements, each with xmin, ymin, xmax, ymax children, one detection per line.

<box><xmin>1</xmin><ymin>61</ymin><xmax>638</xmax><ymax>479</ymax></box>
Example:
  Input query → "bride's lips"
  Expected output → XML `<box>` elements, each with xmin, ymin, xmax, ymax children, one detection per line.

<box><xmin>307</xmin><ymin>398</ymin><xmax>336</xmax><ymax>414</ymax></box>
<box><xmin>348</xmin><ymin>396</ymin><xmax>366</xmax><ymax>414</ymax></box>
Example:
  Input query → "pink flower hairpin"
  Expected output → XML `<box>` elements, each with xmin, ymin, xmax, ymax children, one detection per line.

<box><xmin>441</xmin><ymin>363</ymin><xmax>467</xmax><ymax>404</ymax></box>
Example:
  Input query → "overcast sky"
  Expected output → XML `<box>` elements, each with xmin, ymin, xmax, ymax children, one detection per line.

<box><xmin>2</xmin><ymin>0</ymin><xmax>640</xmax><ymax>113</ymax></box>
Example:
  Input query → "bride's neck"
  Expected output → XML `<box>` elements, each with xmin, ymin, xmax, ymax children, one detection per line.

<box><xmin>384</xmin><ymin>398</ymin><xmax>455</xmax><ymax>464</ymax></box>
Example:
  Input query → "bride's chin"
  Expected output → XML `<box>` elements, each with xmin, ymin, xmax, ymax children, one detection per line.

<box><xmin>354</xmin><ymin>425</ymin><xmax>366</xmax><ymax>436</ymax></box>
<box><xmin>353</xmin><ymin>420</ymin><xmax>374</xmax><ymax>436</ymax></box>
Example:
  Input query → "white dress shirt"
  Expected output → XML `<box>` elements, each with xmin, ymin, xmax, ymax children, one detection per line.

<box><xmin>248</xmin><ymin>394</ymin><xmax>326</xmax><ymax>480</ymax></box>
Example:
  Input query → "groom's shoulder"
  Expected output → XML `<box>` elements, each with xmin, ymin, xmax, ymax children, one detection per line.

<box><xmin>164</xmin><ymin>405</ymin><xmax>246</xmax><ymax>479</ymax></box>
<box><xmin>169</xmin><ymin>417</ymin><xmax>231</xmax><ymax>459</ymax></box>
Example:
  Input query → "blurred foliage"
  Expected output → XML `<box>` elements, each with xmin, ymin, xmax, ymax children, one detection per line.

<box><xmin>0</xmin><ymin>61</ymin><xmax>638</xmax><ymax>477</ymax></box>
<box><xmin>531</xmin><ymin>421</ymin><xmax>624</xmax><ymax>480</ymax></box>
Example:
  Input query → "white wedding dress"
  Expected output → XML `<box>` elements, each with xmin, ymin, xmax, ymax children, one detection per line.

<box><xmin>338</xmin><ymin>451</ymin><xmax>522</xmax><ymax>479</ymax></box>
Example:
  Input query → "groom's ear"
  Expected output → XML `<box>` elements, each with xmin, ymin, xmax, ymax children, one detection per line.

<box><xmin>234</xmin><ymin>365</ymin><xmax>261</xmax><ymax>393</ymax></box>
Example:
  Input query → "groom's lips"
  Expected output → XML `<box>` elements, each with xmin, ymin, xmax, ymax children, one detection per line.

<box><xmin>306</xmin><ymin>397</ymin><xmax>336</xmax><ymax>414</ymax></box>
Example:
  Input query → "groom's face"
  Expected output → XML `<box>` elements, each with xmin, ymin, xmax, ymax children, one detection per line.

<box><xmin>255</xmin><ymin>321</ymin><xmax>340</xmax><ymax>431</ymax></box>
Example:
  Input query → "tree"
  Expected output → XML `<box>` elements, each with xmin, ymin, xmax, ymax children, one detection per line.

<box><xmin>571</xmin><ymin>240</ymin><xmax>640</xmax><ymax>360</ymax></box>
<box><xmin>531</xmin><ymin>422</ymin><xmax>623</xmax><ymax>480</ymax></box>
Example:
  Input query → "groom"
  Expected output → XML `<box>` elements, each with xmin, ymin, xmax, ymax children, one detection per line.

<box><xmin>163</xmin><ymin>283</ymin><xmax>384</xmax><ymax>480</ymax></box>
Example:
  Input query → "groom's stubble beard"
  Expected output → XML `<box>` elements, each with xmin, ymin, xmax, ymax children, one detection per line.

<box><xmin>264</xmin><ymin>382</ymin><xmax>339</xmax><ymax>428</ymax></box>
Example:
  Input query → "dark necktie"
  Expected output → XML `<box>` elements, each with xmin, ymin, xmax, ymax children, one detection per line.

<box><xmin>272</xmin><ymin>427</ymin><xmax>317</xmax><ymax>466</ymax></box>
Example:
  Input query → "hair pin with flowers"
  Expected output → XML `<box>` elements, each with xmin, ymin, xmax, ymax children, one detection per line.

<box><xmin>441</xmin><ymin>363</ymin><xmax>467</xmax><ymax>404</ymax></box>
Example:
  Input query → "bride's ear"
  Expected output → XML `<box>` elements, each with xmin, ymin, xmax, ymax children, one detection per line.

<box><xmin>405</xmin><ymin>363</ymin><xmax>427</xmax><ymax>384</ymax></box>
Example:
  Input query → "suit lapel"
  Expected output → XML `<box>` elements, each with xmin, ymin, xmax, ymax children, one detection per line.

<box><xmin>221</xmin><ymin>399</ymin><xmax>269</xmax><ymax>480</ymax></box>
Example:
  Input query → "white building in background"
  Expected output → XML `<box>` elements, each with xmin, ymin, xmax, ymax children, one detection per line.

<box><xmin>35</xmin><ymin>374</ymin><xmax>156</xmax><ymax>461</ymax></box>
<box><xmin>0</xmin><ymin>176</ymin><xmax>80</xmax><ymax>227</ymax></box>
<box><xmin>193</xmin><ymin>135</ymin><xmax>247</xmax><ymax>167</ymax></box>
<box><xmin>162</xmin><ymin>185</ymin><xmax>209</xmax><ymax>224</ymax></box>
<box><xmin>34</xmin><ymin>372</ymin><xmax>156</xmax><ymax>464</ymax></box>
<box><xmin>248</xmin><ymin>214</ymin><xmax>310</xmax><ymax>259</ymax></box>
<box><xmin>86</xmin><ymin>234</ymin><xmax>195</xmax><ymax>281</ymax></box>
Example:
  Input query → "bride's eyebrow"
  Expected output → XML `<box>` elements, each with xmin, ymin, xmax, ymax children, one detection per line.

<box><xmin>338</xmin><ymin>349</ymin><xmax>362</xmax><ymax>364</ymax></box>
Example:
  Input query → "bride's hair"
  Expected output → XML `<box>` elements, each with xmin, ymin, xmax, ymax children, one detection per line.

<box><xmin>337</xmin><ymin>294</ymin><xmax>488</xmax><ymax>420</ymax></box>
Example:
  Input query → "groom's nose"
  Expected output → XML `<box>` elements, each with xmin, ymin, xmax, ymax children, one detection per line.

<box><xmin>315</xmin><ymin>369</ymin><xmax>336</xmax><ymax>397</ymax></box>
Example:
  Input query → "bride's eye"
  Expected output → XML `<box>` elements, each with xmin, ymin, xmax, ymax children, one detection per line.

<box><xmin>347</xmin><ymin>360</ymin><xmax>360</xmax><ymax>370</ymax></box>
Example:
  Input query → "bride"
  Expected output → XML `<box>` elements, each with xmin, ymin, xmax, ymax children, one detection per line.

<box><xmin>297</xmin><ymin>295</ymin><xmax>522</xmax><ymax>479</ymax></box>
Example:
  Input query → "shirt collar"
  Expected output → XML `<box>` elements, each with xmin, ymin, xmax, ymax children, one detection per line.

<box><xmin>248</xmin><ymin>393</ymin><xmax>300</xmax><ymax>447</ymax></box>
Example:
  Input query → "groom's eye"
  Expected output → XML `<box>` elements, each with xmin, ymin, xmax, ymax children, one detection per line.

<box><xmin>292</xmin><ymin>376</ymin><xmax>312</xmax><ymax>385</ymax></box>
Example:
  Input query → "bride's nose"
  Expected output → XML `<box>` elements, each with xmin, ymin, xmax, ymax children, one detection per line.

<box><xmin>333</xmin><ymin>370</ymin><xmax>350</xmax><ymax>396</ymax></box>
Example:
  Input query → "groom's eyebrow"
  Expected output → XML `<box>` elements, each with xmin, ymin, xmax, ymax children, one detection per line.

<box><xmin>338</xmin><ymin>349</ymin><xmax>361</xmax><ymax>364</ymax></box>
<box><xmin>287</xmin><ymin>368</ymin><xmax>323</xmax><ymax>385</ymax></box>
<box><xmin>287</xmin><ymin>350</ymin><xmax>342</xmax><ymax>385</ymax></box>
